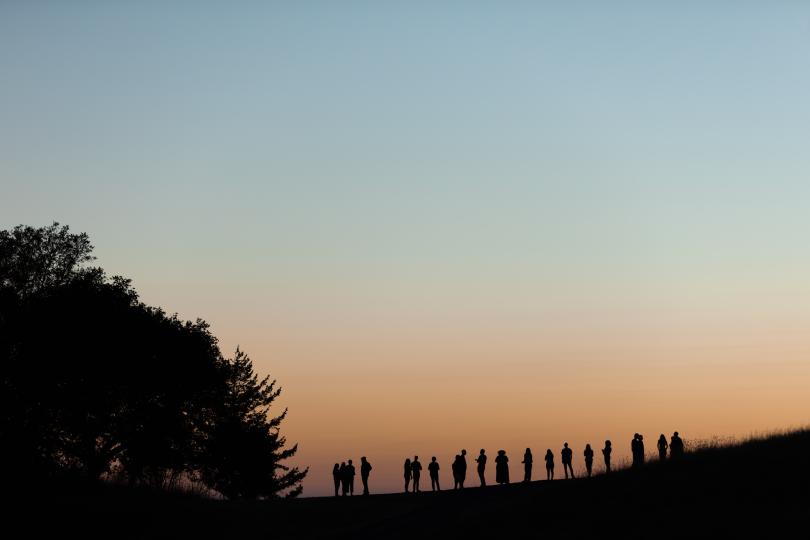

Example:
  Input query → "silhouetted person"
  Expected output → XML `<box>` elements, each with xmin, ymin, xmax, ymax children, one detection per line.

<box><xmin>637</xmin><ymin>434</ymin><xmax>646</xmax><ymax>467</ymax></box>
<box><xmin>670</xmin><ymin>431</ymin><xmax>685</xmax><ymax>459</ymax></box>
<box><xmin>428</xmin><ymin>456</ymin><xmax>440</xmax><ymax>491</ymax></box>
<box><xmin>602</xmin><ymin>440</ymin><xmax>612</xmax><ymax>474</ymax></box>
<box><xmin>333</xmin><ymin>463</ymin><xmax>341</xmax><ymax>497</ymax></box>
<box><xmin>452</xmin><ymin>455</ymin><xmax>462</xmax><ymax>489</ymax></box>
<box><xmin>411</xmin><ymin>456</ymin><xmax>422</xmax><ymax>493</ymax></box>
<box><xmin>561</xmin><ymin>442</ymin><xmax>574</xmax><ymax>479</ymax></box>
<box><xmin>522</xmin><ymin>448</ymin><xmax>533</xmax><ymax>482</ymax></box>
<box><xmin>584</xmin><ymin>444</ymin><xmax>594</xmax><ymax>477</ymax></box>
<box><xmin>360</xmin><ymin>456</ymin><xmax>372</xmax><ymax>495</ymax></box>
<box><xmin>339</xmin><ymin>461</ymin><xmax>348</xmax><ymax>496</ymax></box>
<box><xmin>495</xmin><ymin>450</ymin><xmax>509</xmax><ymax>484</ymax></box>
<box><xmin>345</xmin><ymin>459</ymin><xmax>356</xmax><ymax>495</ymax></box>
<box><xmin>544</xmin><ymin>449</ymin><xmax>554</xmax><ymax>480</ymax></box>
<box><xmin>657</xmin><ymin>434</ymin><xmax>668</xmax><ymax>461</ymax></box>
<box><xmin>458</xmin><ymin>449</ymin><xmax>468</xmax><ymax>488</ymax></box>
<box><xmin>404</xmin><ymin>458</ymin><xmax>412</xmax><ymax>493</ymax></box>
<box><xmin>476</xmin><ymin>449</ymin><xmax>487</xmax><ymax>487</ymax></box>
<box><xmin>632</xmin><ymin>433</ymin><xmax>645</xmax><ymax>468</ymax></box>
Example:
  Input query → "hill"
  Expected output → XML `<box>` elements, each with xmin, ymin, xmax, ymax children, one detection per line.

<box><xmin>9</xmin><ymin>428</ymin><xmax>809</xmax><ymax>539</ymax></box>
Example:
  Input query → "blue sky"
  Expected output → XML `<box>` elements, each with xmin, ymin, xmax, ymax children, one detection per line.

<box><xmin>2</xmin><ymin>3</ymin><xmax>810</xmax><ymax>495</ymax></box>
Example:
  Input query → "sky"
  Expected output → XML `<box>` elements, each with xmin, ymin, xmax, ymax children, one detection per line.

<box><xmin>2</xmin><ymin>2</ymin><xmax>810</xmax><ymax>496</ymax></box>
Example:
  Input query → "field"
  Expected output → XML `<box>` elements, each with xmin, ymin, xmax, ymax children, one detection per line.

<box><xmin>10</xmin><ymin>428</ymin><xmax>809</xmax><ymax>539</ymax></box>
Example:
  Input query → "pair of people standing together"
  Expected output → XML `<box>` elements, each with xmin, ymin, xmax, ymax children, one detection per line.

<box><xmin>473</xmin><ymin>448</ymin><xmax>509</xmax><ymax>486</ymax></box>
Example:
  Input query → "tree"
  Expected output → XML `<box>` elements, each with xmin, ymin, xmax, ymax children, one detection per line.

<box><xmin>0</xmin><ymin>222</ymin><xmax>95</xmax><ymax>300</ymax></box>
<box><xmin>0</xmin><ymin>223</ymin><xmax>307</xmax><ymax>498</ymax></box>
<box><xmin>202</xmin><ymin>348</ymin><xmax>308</xmax><ymax>498</ymax></box>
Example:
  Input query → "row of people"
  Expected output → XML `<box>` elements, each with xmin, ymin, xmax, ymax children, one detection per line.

<box><xmin>333</xmin><ymin>432</ymin><xmax>685</xmax><ymax>496</ymax></box>
<box><xmin>332</xmin><ymin>457</ymin><xmax>372</xmax><ymax>496</ymax></box>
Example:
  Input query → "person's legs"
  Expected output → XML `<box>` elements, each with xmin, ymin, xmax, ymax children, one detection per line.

<box><xmin>362</xmin><ymin>476</ymin><xmax>369</xmax><ymax>495</ymax></box>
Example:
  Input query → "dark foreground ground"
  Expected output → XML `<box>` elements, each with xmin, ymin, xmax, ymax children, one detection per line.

<box><xmin>8</xmin><ymin>429</ymin><xmax>810</xmax><ymax>539</ymax></box>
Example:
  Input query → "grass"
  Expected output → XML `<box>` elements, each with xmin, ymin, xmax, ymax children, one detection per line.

<box><xmin>8</xmin><ymin>426</ymin><xmax>810</xmax><ymax>539</ymax></box>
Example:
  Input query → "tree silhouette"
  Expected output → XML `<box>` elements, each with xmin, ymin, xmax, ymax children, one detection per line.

<box><xmin>0</xmin><ymin>223</ymin><xmax>306</xmax><ymax>498</ymax></box>
<box><xmin>201</xmin><ymin>348</ymin><xmax>307</xmax><ymax>499</ymax></box>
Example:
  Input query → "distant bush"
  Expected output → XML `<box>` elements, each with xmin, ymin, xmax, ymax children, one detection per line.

<box><xmin>0</xmin><ymin>223</ymin><xmax>306</xmax><ymax>498</ymax></box>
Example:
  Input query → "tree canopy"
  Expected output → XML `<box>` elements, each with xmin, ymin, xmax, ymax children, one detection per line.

<box><xmin>0</xmin><ymin>223</ymin><xmax>306</xmax><ymax>498</ymax></box>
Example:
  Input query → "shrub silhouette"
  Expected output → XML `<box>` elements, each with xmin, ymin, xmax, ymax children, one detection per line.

<box><xmin>0</xmin><ymin>223</ymin><xmax>306</xmax><ymax>498</ymax></box>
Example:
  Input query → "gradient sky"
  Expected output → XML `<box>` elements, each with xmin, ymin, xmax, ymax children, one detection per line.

<box><xmin>2</xmin><ymin>2</ymin><xmax>810</xmax><ymax>496</ymax></box>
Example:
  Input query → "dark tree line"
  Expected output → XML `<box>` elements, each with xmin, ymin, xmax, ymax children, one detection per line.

<box><xmin>0</xmin><ymin>223</ymin><xmax>306</xmax><ymax>498</ymax></box>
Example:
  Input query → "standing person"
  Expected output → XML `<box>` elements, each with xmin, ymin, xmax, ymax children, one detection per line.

<box><xmin>670</xmin><ymin>432</ymin><xmax>684</xmax><ymax>459</ymax></box>
<box><xmin>476</xmin><ymin>449</ymin><xmax>487</xmax><ymax>487</ymax></box>
<box><xmin>452</xmin><ymin>455</ymin><xmax>461</xmax><ymax>489</ymax></box>
<box><xmin>522</xmin><ymin>448</ymin><xmax>533</xmax><ymax>482</ymax></box>
<box><xmin>544</xmin><ymin>449</ymin><xmax>554</xmax><ymax>480</ymax></box>
<box><xmin>657</xmin><ymin>434</ymin><xmax>668</xmax><ymax>461</ymax></box>
<box><xmin>495</xmin><ymin>450</ymin><xmax>510</xmax><ymax>484</ymax></box>
<box><xmin>360</xmin><ymin>456</ymin><xmax>372</xmax><ymax>495</ymax></box>
<box><xmin>631</xmin><ymin>434</ymin><xmax>641</xmax><ymax>468</ymax></box>
<box><xmin>428</xmin><ymin>456</ymin><xmax>441</xmax><ymax>491</ymax></box>
<box><xmin>345</xmin><ymin>459</ymin><xmax>356</xmax><ymax>496</ymax></box>
<box><xmin>584</xmin><ymin>444</ymin><xmax>594</xmax><ymax>477</ymax></box>
<box><xmin>411</xmin><ymin>456</ymin><xmax>423</xmax><ymax>493</ymax></box>
<box><xmin>339</xmin><ymin>461</ymin><xmax>348</xmax><ymax>496</ymax></box>
<box><xmin>332</xmin><ymin>463</ymin><xmax>341</xmax><ymax>497</ymax></box>
<box><xmin>458</xmin><ymin>449</ymin><xmax>468</xmax><ymax>488</ymax></box>
<box><xmin>404</xmin><ymin>458</ymin><xmax>412</xmax><ymax>493</ymax></box>
<box><xmin>602</xmin><ymin>441</ymin><xmax>612</xmax><ymax>474</ymax></box>
<box><xmin>637</xmin><ymin>434</ymin><xmax>645</xmax><ymax>466</ymax></box>
<box><xmin>561</xmin><ymin>442</ymin><xmax>575</xmax><ymax>479</ymax></box>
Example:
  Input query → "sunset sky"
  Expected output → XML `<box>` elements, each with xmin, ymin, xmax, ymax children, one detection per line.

<box><xmin>2</xmin><ymin>3</ymin><xmax>810</xmax><ymax>496</ymax></box>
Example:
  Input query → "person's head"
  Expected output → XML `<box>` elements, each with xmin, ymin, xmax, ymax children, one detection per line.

<box><xmin>546</xmin><ymin>449</ymin><xmax>552</xmax><ymax>455</ymax></box>
<box><xmin>586</xmin><ymin>444</ymin><xmax>591</xmax><ymax>450</ymax></box>
<box><xmin>526</xmin><ymin>447</ymin><xmax>531</xmax><ymax>453</ymax></box>
<box><xmin>660</xmin><ymin>434</ymin><xmax>665</xmax><ymax>440</ymax></box>
<box><xmin>348</xmin><ymin>459</ymin><xmax>353</xmax><ymax>465</ymax></box>
<box><xmin>634</xmin><ymin>433</ymin><xmax>639</xmax><ymax>439</ymax></box>
<box><xmin>405</xmin><ymin>458</ymin><xmax>411</xmax><ymax>465</ymax></box>
<box><xmin>498</xmin><ymin>449</ymin><xmax>505</xmax><ymax>455</ymax></box>
<box><xmin>605</xmin><ymin>440</ymin><xmax>611</xmax><ymax>447</ymax></box>
<box><xmin>564</xmin><ymin>442</ymin><xmax>569</xmax><ymax>448</ymax></box>
<box><xmin>674</xmin><ymin>431</ymin><xmax>679</xmax><ymax>437</ymax></box>
<box><xmin>341</xmin><ymin>461</ymin><xmax>346</xmax><ymax>466</ymax></box>
<box><xmin>334</xmin><ymin>463</ymin><xmax>339</xmax><ymax>470</ymax></box>
<box><xmin>480</xmin><ymin>448</ymin><xmax>485</xmax><ymax>455</ymax></box>
<box><xmin>414</xmin><ymin>455</ymin><xmax>418</xmax><ymax>461</ymax></box>
<box><xmin>361</xmin><ymin>456</ymin><xmax>367</xmax><ymax>462</ymax></box>
<box><xmin>639</xmin><ymin>434</ymin><xmax>644</xmax><ymax>440</ymax></box>
<box><xmin>431</xmin><ymin>456</ymin><xmax>437</xmax><ymax>462</ymax></box>
<box><xmin>461</xmin><ymin>449</ymin><xmax>467</xmax><ymax>456</ymax></box>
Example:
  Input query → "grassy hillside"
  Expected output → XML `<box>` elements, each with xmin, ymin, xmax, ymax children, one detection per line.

<box><xmin>10</xmin><ymin>428</ymin><xmax>809</xmax><ymax>539</ymax></box>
